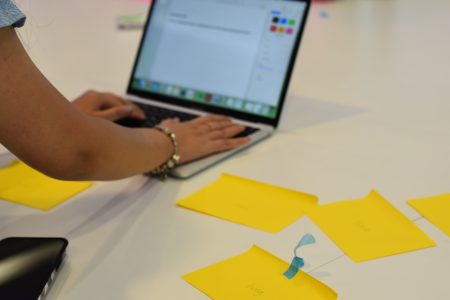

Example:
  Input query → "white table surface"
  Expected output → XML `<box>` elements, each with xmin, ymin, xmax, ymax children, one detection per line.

<box><xmin>1</xmin><ymin>0</ymin><xmax>449</xmax><ymax>299</ymax></box>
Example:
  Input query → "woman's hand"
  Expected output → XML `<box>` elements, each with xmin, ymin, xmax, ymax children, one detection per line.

<box><xmin>160</xmin><ymin>115</ymin><xmax>250</xmax><ymax>164</ymax></box>
<box><xmin>72</xmin><ymin>90</ymin><xmax>145</xmax><ymax>121</ymax></box>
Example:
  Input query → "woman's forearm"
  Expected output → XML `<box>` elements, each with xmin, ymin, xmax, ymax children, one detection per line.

<box><xmin>0</xmin><ymin>27</ymin><xmax>172</xmax><ymax>180</ymax></box>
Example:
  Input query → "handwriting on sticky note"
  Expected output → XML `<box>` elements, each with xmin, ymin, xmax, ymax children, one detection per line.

<box><xmin>246</xmin><ymin>283</ymin><xmax>264</xmax><ymax>297</ymax></box>
<box><xmin>352</xmin><ymin>220</ymin><xmax>371</xmax><ymax>233</ymax></box>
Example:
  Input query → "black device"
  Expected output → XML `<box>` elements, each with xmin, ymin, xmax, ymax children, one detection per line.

<box><xmin>0</xmin><ymin>237</ymin><xmax>68</xmax><ymax>300</ymax></box>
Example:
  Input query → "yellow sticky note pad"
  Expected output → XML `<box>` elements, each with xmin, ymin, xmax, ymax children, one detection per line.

<box><xmin>408</xmin><ymin>194</ymin><xmax>450</xmax><ymax>237</ymax></box>
<box><xmin>0</xmin><ymin>161</ymin><xmax>92</xmax><ymax>211</ymax></box>
<box><xmin>307</xmin><ymin>190</ymin><xmax>436</xmax><ymax>262</ymax></box>
<box><xmin>183</xmin><ymin>245</ymin><xmax>337</xmax><ymax>300</ymax></box>
<box><xmin>177</xmin><ymin>173</ymin><xmax>318</xmax><ymax>233</ymax></box>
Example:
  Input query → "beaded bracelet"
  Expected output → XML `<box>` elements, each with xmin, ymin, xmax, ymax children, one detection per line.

<box><xmin>149</xmin><ymin>125</ymin><xmax>180</xmax><ymax>180</ymax></box>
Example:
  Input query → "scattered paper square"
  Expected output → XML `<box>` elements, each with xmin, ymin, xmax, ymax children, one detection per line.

<box><xmin>183</xmin><ymin>245</ymin><xmax>337</xmax><ymax>300</ymax></box>
<box><xmin>307</xmin><ymin>190</ymin><xmax>436</xmax><ymax>262</ymax></box>
<box><xmin>177</xmin><ymin>173</ymin><xmax>318</xmax><ymax>233</ymax></box>
<box><xmin>0</xmin><ymin>161</ymin><xmax>92</xmax><ymax>210</ymax></box>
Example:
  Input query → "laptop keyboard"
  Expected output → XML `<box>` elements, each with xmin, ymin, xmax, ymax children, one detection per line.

<box><xmin>140</xmin><ymin>103</ymin><xmax>198</xmax><ymax>126</ymax></box>
<box><xmin>115</xmin><ymin>103</ymin><xmax>259</xmax><ymax>138</ymax></box>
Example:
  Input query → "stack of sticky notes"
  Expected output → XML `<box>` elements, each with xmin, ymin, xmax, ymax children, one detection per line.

<box><xmin>177</xmin><ymin>173</ymin><xmax>318</xmax><ymax>233</ymax></box>
<box><xmin>0</xmin><ymin>160</ymin><xmax>92</xmax><ymax>210</ymax></box>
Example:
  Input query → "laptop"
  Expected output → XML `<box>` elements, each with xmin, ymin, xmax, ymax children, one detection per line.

<box><xmin>120</xmin><ymin>0</ymin><xmax>311</xmax><ymax>178</ymax></box>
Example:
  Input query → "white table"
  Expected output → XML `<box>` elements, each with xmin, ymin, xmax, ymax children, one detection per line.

<box><xmin>1</xmin><ymin>0</ymin><xmax>449</xmax><ymax>299</ymax></box>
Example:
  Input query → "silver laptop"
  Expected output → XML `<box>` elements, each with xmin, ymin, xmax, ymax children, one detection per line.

<box><xmin>122</xmin><ymin>0</ymin><xmax>311</xmax><ymax>178</ymax></box>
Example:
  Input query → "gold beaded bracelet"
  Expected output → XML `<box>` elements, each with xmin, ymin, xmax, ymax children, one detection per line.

<box><xmin>149</xmin><ymin>125</ymin><xmax>180</xmax><ymax>180</ymax></box>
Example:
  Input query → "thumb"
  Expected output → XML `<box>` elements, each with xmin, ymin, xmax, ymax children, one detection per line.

<box><xmin>96</xmin><ymin>105</ymin><xmax>134</xmax><ymax>121</ymax></box>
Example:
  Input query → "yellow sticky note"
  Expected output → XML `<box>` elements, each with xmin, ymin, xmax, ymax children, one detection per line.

<box><xmin>408</xmin><ymin>194</ymin><xmax>450</xmax><ymax>237</ymax></box>
<box><xmin>0</xmin><ymin>161</ymin><xmax>92</xmax><ymax>211</ymax></box>
<box><xmin>177</xmin><ymin>173</ymin><xmax>318</xmax><ymax>233</ymax></box>
<box><xmin>183</xmin><ymin>245</ymin><xmax>337</xmax><ymax>300</ymax></box>
<box><xmin>307</xmin><ymin>190</ymin><xmax>436</xmax><ymax>262</ymax></box>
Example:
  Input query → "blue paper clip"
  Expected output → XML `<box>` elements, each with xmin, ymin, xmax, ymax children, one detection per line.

<box><xmin>283</xmin><ymin>233</ymin><xmax>316</xmax><ymax>279</ymax></box>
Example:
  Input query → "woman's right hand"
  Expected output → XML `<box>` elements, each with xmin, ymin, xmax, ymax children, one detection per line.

<box><xmin>72</xmin><ymin>90</ymin><xmax>145</xmax><ymax>121</ymax></box>
<box><xmin>160</xmin><ymin>115</ymin><xmax>250</xmax><ymax>164</ymax></box>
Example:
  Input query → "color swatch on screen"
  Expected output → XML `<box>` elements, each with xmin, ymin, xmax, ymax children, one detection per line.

<box><xmin>307</xmin><ymin>190</ymin><xmax>436</xmax><ymax>262</ymax></box>
<box><xmin>269</xmin><ymin>13</ymin><xmax>296</xmax><ymax>35</ymax></box>
<box><xmin>0</xmin><ymin>160</ymin><xmax>92</xmax><ymax>211</ymax></box>
<box><xmin>408</xmin><ymin>193</ymin><xmax>450</xmax><ymax>237</ymax></box>
<box><xmin>177</xmin><ymin>173</ymin><xmax>318</xmax><ymax>233</ymax></box>
<box><xmin>183</xmin><ymin>245</ymin><xmax>337</xmax><ymax>300</ymax></box>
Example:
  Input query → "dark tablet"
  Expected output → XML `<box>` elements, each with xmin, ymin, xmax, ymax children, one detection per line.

<box><xmin>0</xmin><ymin>237</ymin><xmax>68</xmax><ymax>300</ymax></box>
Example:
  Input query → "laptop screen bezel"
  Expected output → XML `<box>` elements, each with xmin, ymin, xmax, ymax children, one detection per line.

<box><xmin>126</xmin><ymin>0</ymin><xmax>311</xmax><ymax>128</ymax></box>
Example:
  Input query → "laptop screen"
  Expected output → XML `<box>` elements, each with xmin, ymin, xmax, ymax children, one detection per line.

<box><xmin>128</xmin><ymin>0</ymin><xmax>310</xmax><ymax>126</ymax></box>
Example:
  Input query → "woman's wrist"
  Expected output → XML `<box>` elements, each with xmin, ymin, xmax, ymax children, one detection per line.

<box><xmin>148</xmin><ymin>125</ymin><xmax>180</xmax><ymax>179</ymax></box>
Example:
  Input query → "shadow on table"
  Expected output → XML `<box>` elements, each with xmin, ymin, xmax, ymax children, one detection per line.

<box><xmin>278</xmin><ymin>95</ymin><xmax>366</xmax><ymax>132</ymax></box>
<box><xmin>62</xmin><ymin>176</ymin><xmax>171</xmax><ymax>296</ymax></box>
<box><xmin>65</xmin><ymin>176</ymin><xmax>156</xmax><ymax>238</ymax></box>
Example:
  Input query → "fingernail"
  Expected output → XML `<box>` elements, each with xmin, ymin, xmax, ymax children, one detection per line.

<box><xmin>124</xmin><ymin>105</ymin><xmax>134</xmax><ymax>113</ymax></box>
<box><xmin>134</xmin><ymin>110</ymin><xmax>146</xmax><ymax>119</ymax></box>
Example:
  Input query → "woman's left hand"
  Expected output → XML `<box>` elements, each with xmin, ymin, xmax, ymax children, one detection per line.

<box><xmin>72</xmin><ymin>90</ymin><xmax>145</xmax><ymax>121</ymax></box>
